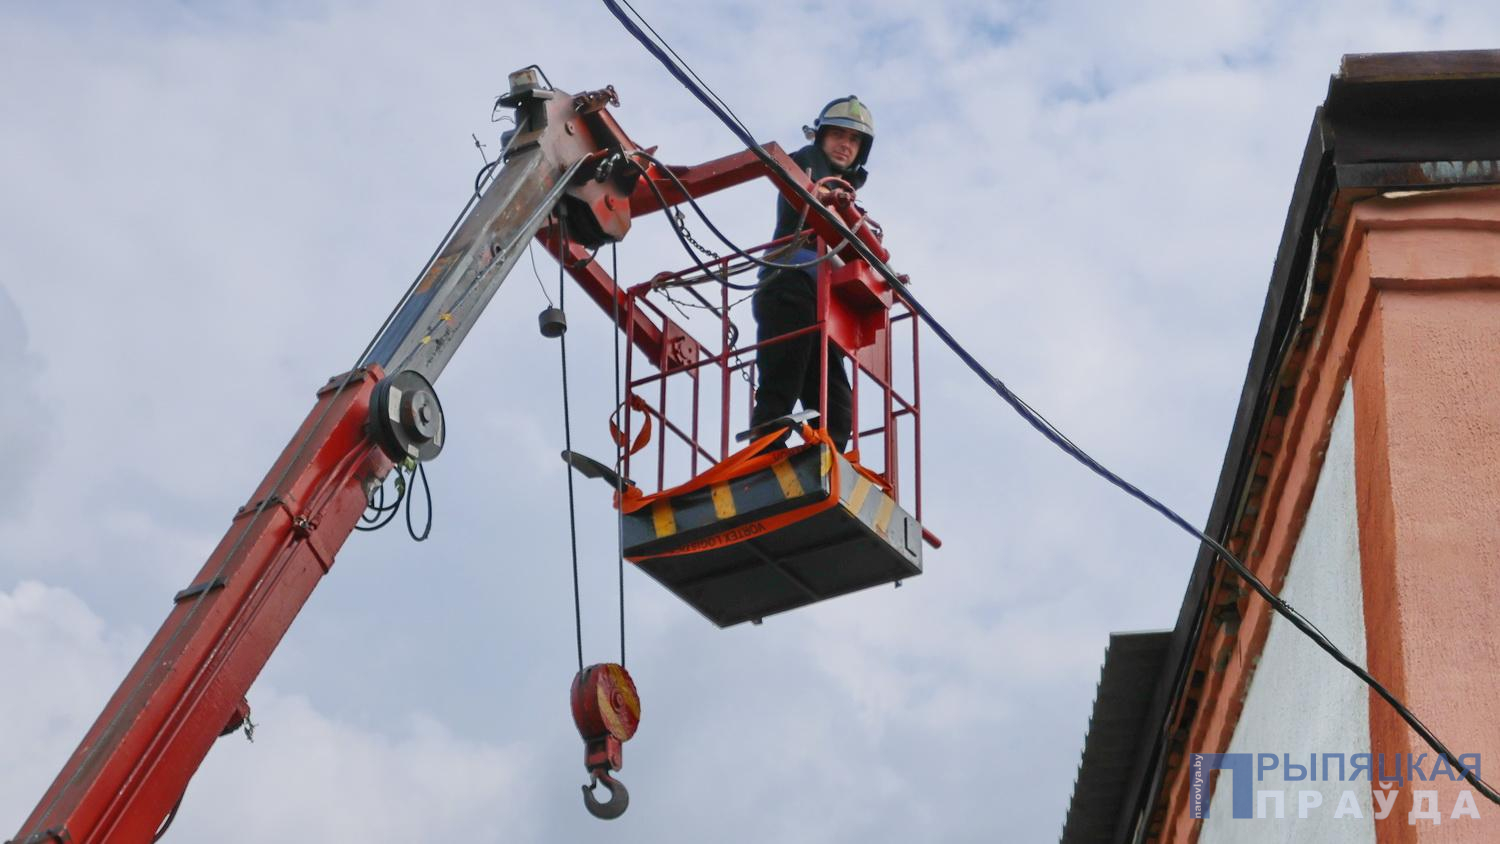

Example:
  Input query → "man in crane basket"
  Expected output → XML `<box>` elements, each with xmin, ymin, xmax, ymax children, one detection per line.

<box><xmin>749</xmin><ymin>95</ymin><xmax>875</xmax><ymax>454</ymax></box>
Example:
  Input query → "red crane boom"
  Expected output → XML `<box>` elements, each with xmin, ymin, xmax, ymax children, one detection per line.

<box><xmin>10</xmin><ymin>66</ymin><xmax>910</xmax><ymax>843</ymax></box>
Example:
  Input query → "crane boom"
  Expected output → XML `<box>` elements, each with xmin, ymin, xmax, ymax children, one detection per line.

<box><xmin>12</xmin><ymin>66</ymin><xmax>828</xmax><ymax>843</ymax></box>
<box><xmin>9</xmin><ymin>70</ymin><xmax>616</xmax><ymax>844</ymax></box>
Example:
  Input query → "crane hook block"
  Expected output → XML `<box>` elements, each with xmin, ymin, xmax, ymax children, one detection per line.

<box><xmin>570</xmin><ymin>663</ymin><xmax>639</xmax><ymax>820</ymax></box>
<box><xmin>368</xmin><ymin>369</ymin><xmax>445</xmax><ymax>463</ymax></box>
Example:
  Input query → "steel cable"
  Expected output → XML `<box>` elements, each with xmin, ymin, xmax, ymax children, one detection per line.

<box><xmin>612</xmin><ymin>242</ymin><xmax>627</xmax><ymax>667</ymax></box>
<box><xmin>555</xmin><ymin>211</ymin><xmax>586</xmax><ymax>673</ymax></box>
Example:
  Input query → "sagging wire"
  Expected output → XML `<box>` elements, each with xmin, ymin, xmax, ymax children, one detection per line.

<box><xmin>655</xmin><ymin>284</ymin><xmax>753</xmax><ymax>356</ymax></box>
<box><xmin>474</xmin><ymin>111</ymin><xmax>531</xmax><ymax>199</ymax></box>
<box><xmin>624</xmin><ymin>157</ymin><xmax>774</xmax><ymax>376</ymax></box>
<box><xmin>627</xmin><ymin>153</ymin><xmax>842</xmax><ymax>363</ymax></box>
<box><xmin>355</xmin><ymin>461</ymin><xmax>433</xmax><ymax>542</ymax></box>
<box><xmin>358</xmin><ymin>471</ymin><xmax>405</xmax><ymax>531</ymax></box>
<box><xmin>406</xmin><ymin>466</ymin><xmax>432</xmax><ymax>545</ymax></box>
<box><xmin>629</xmin><ymin>149</ymin><xmax>845</xmax><ymax>275</ymax></box>
<box><xmin>529</xmin><ymin>242</ymin><xmax>556</xmax><ymax>307</ymax></box>
<box><xmin>654</xmin><ymin>205</ymin><xmax>757</xmax><ymax>313</ymax></box>
<box><xmin>651</xmin><ymin>256</ymin><xmax>759</xmax><ymax>366</ymax></box>
<box><xmin>657</xmin><ymin>291</ymin><xmax>697</xmax><ymax>332</ymax></box>
<box><xmin>661</xmin><ymin>287</ymin><xmax>754</xmax><ymax>318</ymax></box>
<box><xmin>629</xmin><ymin>146</ymin><xmax>835</xmax><ymax>363</ymax></box>
<box><xmin>619</xmin><ymin>157</ymin><xmax>742</xmax><ymax>344</ymax></box>
<box><xmin>626</xmin><ymin>156</ymin><xmax>758</xmax><ymax>291</ymax></box>
<box><xmin>654</xmin><ymin>258</ymin><xmax>758</xmax><ymax>289</ymax></box>
<box><xmin>601</xmin><ymin>0</ymin><xmax>1500</xmax><ymax>806</ymax></box>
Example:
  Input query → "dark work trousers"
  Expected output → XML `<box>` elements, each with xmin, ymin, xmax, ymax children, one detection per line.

<box><xmin>750</xmin><ymin>270</ymin><xmax>852</xmax><ymax>452</ymax></box>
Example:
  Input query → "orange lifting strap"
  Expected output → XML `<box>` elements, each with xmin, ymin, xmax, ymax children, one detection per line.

<box><xmin>609</xmin><ymin>394</ymin><xmax>652</xmax><ymax>457</ymax></box>
<box><xmin>617</xmin><ymin>425</ymin><xmax>846</xmax><ymax>561</ymax></box>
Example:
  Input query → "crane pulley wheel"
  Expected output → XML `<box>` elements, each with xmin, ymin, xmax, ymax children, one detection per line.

<box><xmin>368</xmin><ymin>369</ymin><xmax>446</xmax><ymax>463</ymax></box>
<box><xmin>571</xmin><ymin>662</ymin><xmax>639</xmax><ymax>743</ymax></box>
<box><xmin>570</xmin><ymin>663</ymin><xmax>639</xmax><ymax>819</ymax></box>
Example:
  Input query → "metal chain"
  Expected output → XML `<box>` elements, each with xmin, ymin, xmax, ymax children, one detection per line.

<box><xmin>674</xmin><ymin>209</ymin><xmax>722</xmax><ymax>263</ymax></box>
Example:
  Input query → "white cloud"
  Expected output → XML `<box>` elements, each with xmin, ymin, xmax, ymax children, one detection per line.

<box><xmin>0</xmin><ymin>287</ymin><xmax>51</xmax><ymax>522</ymax></box>
<box><xmin>182</xmin><ymin>697</ymin><xmax>538</xmax><ymax>841</ymax></box>
<box><xmin>0</xmin><ymin>580</ymin><xmax>539</xmax><ymax>842</ymax></box>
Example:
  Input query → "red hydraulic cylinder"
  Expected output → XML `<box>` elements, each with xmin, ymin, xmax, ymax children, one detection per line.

<box><xmin>12</xmin><ymin>367</ymin><xmax>394</xmax><ymax>844</ymax></box>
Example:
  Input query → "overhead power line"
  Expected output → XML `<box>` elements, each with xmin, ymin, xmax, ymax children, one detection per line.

<box><xmin>601</xmin><ymin>0</ymin><xmax>1500</xmax><ymax>807</ymax></box>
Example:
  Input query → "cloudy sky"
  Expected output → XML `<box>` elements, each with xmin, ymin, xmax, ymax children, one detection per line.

<box><xmin>4</xmin><ymin>1</ymin><xmax>1499</xmax><ymax>841</ymax></box>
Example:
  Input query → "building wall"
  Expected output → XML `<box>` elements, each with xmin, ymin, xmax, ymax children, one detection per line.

<box><xmin>1201</xmin><ymin>384</ymin><xmax>1375</xmax><ymax>842</ymax></box>
<box><xmin>1348</xmin><ymin>194</ymin><xmax>1500</xmax><ymax>843</ymax></box>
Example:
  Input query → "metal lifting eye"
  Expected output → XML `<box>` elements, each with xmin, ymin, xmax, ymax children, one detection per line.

<box><xmin>582</xmin><ymin>770</ymin><xmax>629</xmax><ymax>820</ymax></box>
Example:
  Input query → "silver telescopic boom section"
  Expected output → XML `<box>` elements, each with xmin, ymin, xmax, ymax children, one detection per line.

<box><xmin>362</xmin><ymin>136</ymin><xmax>584</xmax><ymax>384</ymax></box>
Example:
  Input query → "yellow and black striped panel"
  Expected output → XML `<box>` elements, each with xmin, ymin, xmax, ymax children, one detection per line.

<box><xmin>623</xmin><ymin>446</ymin><xmax>834</xmax><ymax>559</ymax></box>
<box><xmin>836</xmin><ymin>461</ymin><xmax>921</xmax><ymax>563</ymax></box>
<box><xmin>624</xmin><ymin>449</ymin><xmax>924</xmax><ymax>626</ymax></box>
<box><xmin>631</xmin><ymin>446</ymin><xmax>925</xmax><ymax>627</ymax></box>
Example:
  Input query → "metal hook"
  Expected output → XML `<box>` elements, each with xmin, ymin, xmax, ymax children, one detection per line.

<box><xmin>582</xmin><ymin>770</ymin><xmax>630</xmax><ymax>820</ymax></box>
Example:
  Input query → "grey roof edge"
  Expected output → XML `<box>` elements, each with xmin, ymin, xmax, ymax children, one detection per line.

<box><xmin>1059</xmin><ymin>631</ymin><xmax>1174</xmax><ymax>844</ymax></box>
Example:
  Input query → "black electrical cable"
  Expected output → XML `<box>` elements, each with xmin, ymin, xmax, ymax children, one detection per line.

<box><xmin>355</xmin><ymin>468</ymin><xmax>405</xmax><ymax>531</ymax></box>
<box><xmin>556</xmin><ymin>212</ymin><xmax>586</xmax><ymax>673</ymax></box>
<box><xmin>656</xmin><ymin>286</ymin><xmax>749</xmax><ymax>350</ymax></box>
<box><xmin>151</xmin><ymin>795</ymin><xmax>182</xmax><ymax>842</ymax></box>
<box><xmin>363</xmin><ymin>475</ymin><xmax>400</xmax><ymax>515</ymax></box>
<box><xmin>476</xmin><ymin>113</ymin><xmax>532</xmax><ymax>200</ymax></box>
<box><xmin>352</xmin><ymin>464</ymin><xmax>431</xmax><ymax>541</ymax></box>
<box><xmin>519</xmin><ymin>63</ymin><xmax>554</xmax><ymax>90</ymax></box>
<box><xmin>656</xmin><ymin>257</ymin><xmax>759</xmax><ymax>287</ymax></box>
<box><xmin>602</xmin><ymin>0</ymin><xmax>1500</xmax><ymax>806</ymax></box>
<box><xmin>625</xmin><ymin>161</ymin><xmax>752</xmax><ymax>348</ymax></box>
<box><xmin>528</xmin><ymin>242</ymin><xmax>556</xmax><ymax>307</ymax></box>
<box><xmin>629</xmin><ymin>159</ymin><xmax>779</xmax><ymax>358</ymax></box>
<box><xmin>616</xmin><ymin>0</ymin><xmax>748</xmax><ymax>131</ymax></box>
<box><xmin>626</xmin><ymin>157</ymin><xmax>760</xmax><ymax>290</ymax></box>
<box><xmin>630</xmin><ymin>149</ymin><xmax>846</xmax><ymax>274</ymax></box>
<box><xmin>405</xmin><ymin>462</ymin><xmax>433</xmax><ymax>542</ymax></box>
<box><xmin>567</xmin><ymin>243</ymin><xmax>606</xmax><ymax>271</ymax></box>
<box><xmin>474</xmin><ymin>158</ymin><xmax>499</xmax><ymax>199</ymax></box>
